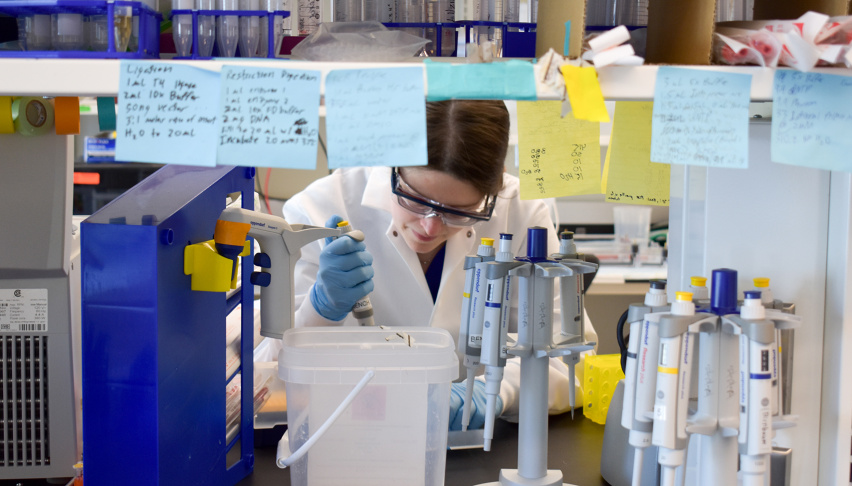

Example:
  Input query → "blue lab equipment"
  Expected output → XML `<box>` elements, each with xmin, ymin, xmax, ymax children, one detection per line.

<box><xmin>82</xmin><ymin>165</ymin><xmax>256</xmax><ymax>485</ymax></box>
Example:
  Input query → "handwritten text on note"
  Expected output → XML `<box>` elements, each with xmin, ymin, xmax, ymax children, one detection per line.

<box><xmin>606</xmin><ymin>102</ymin><xmax>670</xmax><ymax>206</ymax></box>
<box><xmin>772</xmin><ymin>71</ymin><xmax>852</xmax><ymax>172</ymax></box>
<box><xmin>116</xmin><ymin>61</ymin><xmax>218</xmax><ymax>166</ymax></box>
<box><xmin>325</xmin><ymin>68</ymin><xmax>427</xmax><ymax>169</ymax></box>
<box><xmin>517</xmin><ymin>100</ymin><xmax>601</xmax><ymax>199</ymax></box>
<box><xmin>217</xmin><ymin>66</ymin><xmax>321</xmax><ymax>169</ymax></box>
<box><xmin>650</xmin><ymin>67</ymin><xmax>751</xmax><ymax>168</ymax></box>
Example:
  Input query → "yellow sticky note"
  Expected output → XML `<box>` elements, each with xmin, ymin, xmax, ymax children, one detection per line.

<box><xmin>517</xmin><ymin>100</ymin><xmax>601</xmax><ymax>200</ymax></box>
<box><xmin>605</xmin><ymin>102</ymin><xmax>670</xmax><ymax>206</ymax></box>
<box><xmin>602</xmin><ymin>130</ymin><xmax>612</xmax><ymax>194</ymax></box>
<box><xmin>560</xmin><ymin>65</ymin><xmax>610</xmax><ymax>123</ymax></box>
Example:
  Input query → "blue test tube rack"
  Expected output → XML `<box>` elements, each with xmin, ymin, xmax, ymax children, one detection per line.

<box><xmin>81</xmin><ymin>165</ymin><xmax>256</xmax><ymax>485</ymax></box>
<box><xmin>170</xmin><ymin>8</ymin><xmax>290</xmax><ymax>59</ymax></box>
<box><xmin>0</xmin><ymin>0</ymin><xmax>162</xmax><ymax>59</ymax></box>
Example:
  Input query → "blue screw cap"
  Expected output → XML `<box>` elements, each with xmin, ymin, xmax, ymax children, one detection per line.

<box><xmin>711</xmin><ymin>268</ymin><xmax>738</xmax><ymax>315</ymax></box>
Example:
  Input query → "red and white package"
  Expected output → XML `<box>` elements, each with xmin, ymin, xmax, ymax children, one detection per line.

<box><xmin>714</xmin><ymin>29</ymin><xmax>781</xmax><ymax>67</ymax></box>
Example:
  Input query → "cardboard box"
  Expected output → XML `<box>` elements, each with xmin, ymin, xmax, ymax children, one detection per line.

<box><xmin>645</xmin><ymin>0</ymin><xmax>851</xmax><ymax>65</ymax></box>
<box><xmin>535</xmin><ymin>0</ymin><xmax>586</xmax><ymax>58</ymax></box>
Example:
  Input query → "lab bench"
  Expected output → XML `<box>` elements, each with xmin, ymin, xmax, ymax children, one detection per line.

<box><xmin>238</xmin><ymin>414</ymin><xmax>610</xmax><ymax>486</ymax></box>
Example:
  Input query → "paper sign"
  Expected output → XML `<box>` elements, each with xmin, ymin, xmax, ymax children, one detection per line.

<box><xmin>217</xmin><ymin>66</ymin><xmax>321</xmax><ymax>169</ymax></box>
<box><xmin>325</xmin><ymin>68</ymin><xmax>427</xmax><ymax>169</ymax></box>
<box><xmin>560</xmin><ymin>65</ymin><xmax>610</xmax><ymax>123</ymax></box>
<box><xmin>650</xmin><ymin>67</ymin><xmax>751</xmax><ymax>168</ymax></box>
<box><xmin>116</xmin><ymin>61</ymin><xmax>219</xmax><ymax>166</ymax></box>
<box><xmin>606</xmin><ymin>102</ymin><xmax>670</xmax><ymax>206</ymax></box>
<box><xmin>516</xmin><ymin>100</ymin><xmax>601</xmax><ymax>199</ymax></box>
<box><xmin>424</xmin><ymin>60</ymin><xmax>537</xmax><ymax>101</ymax></box>
<box><xmin>772</xmin><ymin>70</ymin><xmax>852</xmax><ymax>171</ymax></box>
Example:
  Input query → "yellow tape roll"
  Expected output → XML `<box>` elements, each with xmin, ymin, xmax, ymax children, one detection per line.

<box><xmin>12</xmin><ymin>97</ymin><xmax>54</xmax><ymax>136</ymax></box>
<box><xmin>54</xmin><ymin>97</ymin><xmax>80</xmax><ymax>135</ymax></box>
<box><xmin>0</xmin><ymin>97</ymin><xmax>13</xmax><ymax>134</ymax></box>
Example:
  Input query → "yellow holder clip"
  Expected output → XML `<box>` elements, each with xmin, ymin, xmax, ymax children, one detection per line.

<box><xmin>184</xmin><ymin>239</ymin><xmax>251</xmax><ymax>292</ymax></box>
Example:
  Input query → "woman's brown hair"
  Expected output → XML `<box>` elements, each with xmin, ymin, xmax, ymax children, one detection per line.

<box><xmin>425</xmin><ymin>99</ymin><xmax>509</xmax><ymax>197</ymax></box>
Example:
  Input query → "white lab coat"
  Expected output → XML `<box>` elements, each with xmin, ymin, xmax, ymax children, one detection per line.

<box><xmin>282</xmin><ymin>166</ymin><xmax>597</xmax><ymax>421</ymax></box>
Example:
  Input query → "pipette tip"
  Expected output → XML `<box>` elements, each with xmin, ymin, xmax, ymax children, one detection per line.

<box><xmin>483</xmin><ymin>439</ymin><xmax>491</xmax><ymax>452</ymax></box>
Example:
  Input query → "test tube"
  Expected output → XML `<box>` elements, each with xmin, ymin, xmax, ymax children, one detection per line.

<box><xmin>197</xmin><ymin>0</ymin><xmax>217</xmax><ymax>56</ymax></box>
<box><xmin>51</xmin><ymin>13</ymin><xmax>84</xmax><ymax>50</ymax></box>
<box><xmin>334</xmin><ymin>0</ymin><xmax>362</xmax><ymax>21</ymax></box>
<box><xmin>425</xmin><ymin>0</ymin><xmax>455</xmax><ymax>56</ymax></box>
<box><xmin>239</xmin><ymin>0</ymin><xmax>260</xmax><ymax>57</ymax></box>
<box><xmin>86</xmin><ymin>15</ymin><xmax>109</xmax><ymax>51</ymax></box>
<box><xmin>258</xmin><ymin>0</ymin><xmax>284</xmax><ymax>57</ymax></box>
<box><xmin>173</xmin><ymin>0</ymin><xmax>194</xmax><ymax>56</ymax></box>
<box><xmin>18</xmin><ymin>15</ymin><xmax>49</xmax><ymax>51</ymax></box>
<box><xmin>297</xmin><ymin>0</ymin><xmax>321</xmax><ymax>35</ymax></box>
<box><xmin>218</xmin><ymin>0</ymin><xmax>240</xmax><ymax>56</ymax></box>
<box><xmin>113</xmin><ymin>3</ymin><xmax>133</xmax><ymax>52</ymax></box>
<box><xmin>364</xmin><ymin>0</ymin><xmax>394</xmax><ymax>22</ymax></box>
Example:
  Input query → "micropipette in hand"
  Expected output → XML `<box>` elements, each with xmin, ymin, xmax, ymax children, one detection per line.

<box><xmin>458</xmin><ymin>237</ymin><xmax>495</xmax><ymax>431</ymax></box>
<box><xmin>335</xmin><ymin>220</ymin><xmax>375</xmax><ymax>326</ymax></box>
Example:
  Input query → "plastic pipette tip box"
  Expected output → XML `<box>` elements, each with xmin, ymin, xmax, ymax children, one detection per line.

<box><xmin>583</xmin><ymin>353</ymin><xmax>625</xmax><ymax>425</ymax></box>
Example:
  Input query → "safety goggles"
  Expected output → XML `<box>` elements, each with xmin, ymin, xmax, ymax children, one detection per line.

<box><xmin>391</xmin><ymin>167</ymin><xmax>496</xmax><ymax>227</ymax></box>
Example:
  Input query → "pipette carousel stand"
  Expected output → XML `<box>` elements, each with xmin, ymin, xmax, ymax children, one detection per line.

<box><xmin>476</xmin><ymin>227</ymin><xmax>596</xmax><ymax>486</ymax></box>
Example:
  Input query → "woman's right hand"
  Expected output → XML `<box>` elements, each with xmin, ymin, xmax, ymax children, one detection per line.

<box><xmin>309</xmin><ymin>216</ymin><xmax>374</xmax><ymax>321</ymax></box>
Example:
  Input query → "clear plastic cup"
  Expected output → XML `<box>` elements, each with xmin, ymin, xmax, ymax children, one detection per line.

<box><xmin>613</xmin><ymin>205</ymin><xmax>651</xmax><ymax>247</ymax></box>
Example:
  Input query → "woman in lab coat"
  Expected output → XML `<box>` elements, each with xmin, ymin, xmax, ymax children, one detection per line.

<box><xmin>282</xmin><ymin>99</ymin><xmax>597</xmax><ymax>424</ymax></box>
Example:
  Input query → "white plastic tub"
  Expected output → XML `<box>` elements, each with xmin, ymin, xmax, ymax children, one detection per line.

<box><xmin>278</xmin><ymin>327</ymin><xmax>459</xmax><ymax>486</ymax></box>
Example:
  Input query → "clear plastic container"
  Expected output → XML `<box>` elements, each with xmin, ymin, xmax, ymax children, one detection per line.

<box><xmin>298</xmin><ymin>0</ymin><xmax>321</xmax><ymax>35</ymax></box>
<box><xmin>51</xmin><ymin>13</ymin><xmax>84</xmax><ymax>50</ymax></box>
<box><xmin>86</xmin><ymin>14</ymin><xmax>109</xmax><ymax>51</ymax></box>
<box><xmin>18</xmin><ymin>14</ymin><xmax>52</xmax><ymax>50</ymax></box>
<box><xmin>334</xmin><ymin>0</ymin><xmax>362</xmax><ymax>22</ymax></box>
<box><xmin>278</xmin><ymin>327</ymin><xmax>458</xmax><ymax>486</ymax></box>
<box><xmin>613</xmin><ymin>205</ymin><xmax>651</xmax><ymax>248</ymax></box>
<box><xmin>395</xmin><ymin>0</ymin><xmax>425</xmax><ymax>41</ymax></box>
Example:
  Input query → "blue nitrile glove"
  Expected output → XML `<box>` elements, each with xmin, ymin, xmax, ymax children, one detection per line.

<box><xmin>449</xmin><ymin>380</ymin><xmax>503</xmax><ymax>431</ymax></box>
<box><xmin>309</xmin><ymin>215</ymin><xmax>374</xmax><ymax>321</ymax></box>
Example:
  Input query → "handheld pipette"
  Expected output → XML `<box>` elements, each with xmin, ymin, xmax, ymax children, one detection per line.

<box><xmin>458</xmin><ymin>238</ymin><xmax>495</xmax><ymax>431</ymax></box>
<box><xmin>620</xmin><ymin>280</ymin><xmax>668</xmax><ymax>486</ymax></box>
<box><xmin>217</xmin><ymin>0</ymin><xmax>239</xmax><ymax>57</ymax></box>
<box><xmin>334</xmin><ymin>221</ymin><xmax>375</xmax><ymax>326</ymax></box>
<box><xmin>728</xmin><ymin>291</ymin><xmax>775</xmax><ymax>486</ymax></box>
<box><xmin>652</xmin><ymin>292</ymin><xmax>709</xmax><ymax>486</ymax></box>
<box><xmin>480</xmin><ymin>234</ymin><xmax>522</xmax><ymax>450</ymax></box>
<box><xmin>213</xmin><ymin>207</ymin><xmax>345</xmax><ymax>338</ymax></box>
<box><xmin>239</xmin><ymin>0</ymin><xmax>260</xmax><ymax>57</ymax></box>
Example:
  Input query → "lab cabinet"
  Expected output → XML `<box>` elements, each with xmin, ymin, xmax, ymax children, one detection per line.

<box><xmin>1</xmin><ymin>59</ymin><xmax>852</xmax><ymax>486</ymax></box>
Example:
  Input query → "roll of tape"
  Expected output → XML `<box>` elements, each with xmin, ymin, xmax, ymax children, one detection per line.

<box><xmin>54</xmin><ymin>97</ymin><xmax>81</xmax><ymax>135</ymax></box>
<box><xmin>0</xmin><ymin>97</ymin><xmax>13</xmax><ymax>134</ymax></box>
<box><xmin>12</xmin><ymin>97</ymin><xmax>55</xmax><ymax>137</ymax></box>
<box><xmin>97</xmin><ymin>97</ymin><xmax>117</xmax><ymax>131</ymax></box>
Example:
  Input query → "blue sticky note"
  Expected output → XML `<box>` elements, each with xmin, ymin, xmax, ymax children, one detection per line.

<box><xmin>217</xmin><ymin>66</ymin><xmax>321</xmax><ymax>169</ymax></box>
<box><xmin>772</xmin><ymin>71</ymin><xmax>852</xmax><ymax>172</ymax></box>
<box><xmin>325</xmin><ymin>67</ymin><xmax>427</xmax><ymax>169</ymax></box>
<box><xmin>425</xmin><ymin>60</ymin><xmax>537</xmax><ymax>101</ymax></box>
<box><xmin>116</xmin><ymin>61</ymin><xmax>219</xmax><ymax>166</ymax></box>
<box><xmin>650</xmin><ymin>67</ymin><xmax>751</xmax><ymax>168</ymax></box>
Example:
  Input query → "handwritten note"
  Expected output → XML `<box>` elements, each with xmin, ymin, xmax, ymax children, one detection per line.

<box><xmin>605</xmin><ymin>102</ymin><xmax>670</xmax><ymax>206</ymax></box>
<box><xmin>325</xmin><ymin>68</ymin><xmax>427</xmax><ymax>169</ymax></box>
<box><xmin>560</xmin><ymin>65</ymin><xmax>610</xmax><ymax>123</ymax></box>
<box><xmin>424</xmin><ymin>60</ymin><xmax>537</xmax><ymax>101</ymax></box>
<box><xmin>516</xmin><ymin>100</ymin><xmax>601</xmax><ymax>199</ymax></box>
<box><xmin>217</xmin><ymin>66</ymin><xmax>321</xmax><ymax>169</ymax></box>
<box><xmin>650</xmin><ymin>67</ymin><xmax>751</xmax><ymax>168</ymax></box>
<box><xmin>772</xmin><ymin>70</ymin><xmax>852</xmax><ymax>171</ymax></box>
<box><xmin>116</xmin><ymin>61</ymin><xmax>218</xmax><ymax>166</ymax></box>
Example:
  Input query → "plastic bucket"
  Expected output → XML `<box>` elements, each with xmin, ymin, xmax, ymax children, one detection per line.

<box><xmin>277</xmin><ymin>327</ymin><xmax>459</xmax><ymax>486</ymax></box>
